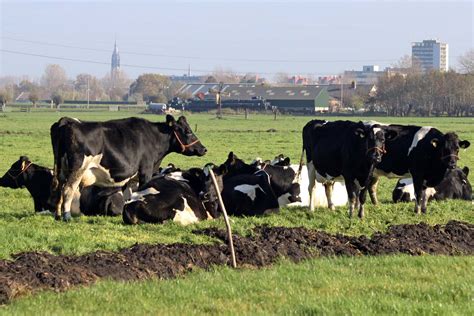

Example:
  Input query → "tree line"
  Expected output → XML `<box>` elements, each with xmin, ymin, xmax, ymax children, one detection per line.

<box><xmin>374</xmin><ymin>71</ymin><xmax>473</xmax><ymax>117</ymax></box>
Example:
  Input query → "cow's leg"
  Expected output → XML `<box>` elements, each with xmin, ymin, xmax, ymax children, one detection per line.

<box><xmin>421</xmin><ymin>189</ymin><xmax>428</xmax><ymax>214</ymax></box>
<box><xmin>412</xmin><ymin>176</ymin><xmax>424</xmax><ymax>215</ymax></box>
<box><xmin>368</xmin><ymin>176</ymin><xmax>379</xmax><ymax>205</ymax></box>
<box><xmin>324</xmin><ymin>182</ymin><xmax>335</xmax><ymax>210</ymax></box>
<box><xmin>345</xmin><ymin>181</ymin><xmax>357</xmax><ymax>218</ymax></box>
<box><xmin>358</xmin><ymin>186</ymin><xmax>369</xmax><ymax>219</ymax></box>
<box><xmin>61</xmin><ymin>171</ymin><xmax>84</xmax><ymax>221</ymax></box>
<box><xmin>307</xmin><ymin>161</ymin><xmax>317</xmax><ymax>211</ymax></box>
<box><xmin>33</xmin><ymin>198</ymin><xmax>42</xmax><ymax>213</ymax></box>
<box><xmin>138</xmin><ymin>167</ymin><xmax>153</xmax><ymax>190</ymax></box>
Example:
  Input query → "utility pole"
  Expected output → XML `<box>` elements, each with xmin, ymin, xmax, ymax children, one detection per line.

<box><xmin>87</xmin><ymin>77</ymin><xmax>90</xmax><ymax>110</ymax></box>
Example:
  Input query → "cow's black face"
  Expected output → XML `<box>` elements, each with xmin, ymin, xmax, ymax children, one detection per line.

<box><xmin>167</xmin><ymin>115</ymin><xmax>207</xmax><ymax>156</ymax></box>
<box><xmin>356</xmin><ymin>125</ymin><xmax>386</xmax><ymax>164</ymax></box>
<box><xmin>437</xmin><ymin>133</ymin><xmax>470</xmax><ymax>170</ymax></box>
<box><xmin>200</xmin><ymin>164</ymin><xmax>226</xmax><ymax>218</ymax></box>
<box><xmin>0</xmin><ymin>156</ymin><xmax>30</xmax><ymax>189</ymax></box>
<box><xmin>222</xmin><ymin>152</ymin><xmax>253</xmax><ymax>177</ymax></box>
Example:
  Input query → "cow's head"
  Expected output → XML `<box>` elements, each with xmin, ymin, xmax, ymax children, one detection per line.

<box><xmin>167</xmin><ymin>115</ymin><xmax>207</xmax><ymax>156</ymax></box>
<box><xmin>432</xmin><ymin>132</ymin><xmax>470</xmax><ymax>170</ymax></box>
<box><xmin>271</xmin><ymin>154</ymin><xmax>291</xmax><ymax>167</ymax></box>
<box><xmin>222</xmin><ymin>152</ymin><xmax>256</xmax><ymax>178</ymax></box>
<box><xmin>355</xmin><ymin>123</ymin><xmax>386</xmax><ymax>164</ymax></box>
<box><xmin>0</xmin><ymin>156</ymin><xmax>32</xmax><ymax>188</ymax></box>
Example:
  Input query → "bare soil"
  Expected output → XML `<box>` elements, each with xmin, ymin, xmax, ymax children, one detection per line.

<box><xmin>0</xmin><ymin>220</ymin><xmax>472</xmax><ymax>304</ymax></box>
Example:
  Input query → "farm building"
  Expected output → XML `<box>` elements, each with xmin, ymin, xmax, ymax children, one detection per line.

<box><xmin>178</xmin><ymin>83</ymin><xmax>331</xmax><ymax>113</ymax></box>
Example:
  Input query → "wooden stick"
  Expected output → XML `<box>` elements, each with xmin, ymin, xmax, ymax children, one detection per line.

<box><xmin>209</xmin><ymin>169</ymin><xmax>237</xmax><ymax>268</ymax></box>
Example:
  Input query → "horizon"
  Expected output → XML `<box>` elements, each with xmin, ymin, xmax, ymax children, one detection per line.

<box><xmin>1</xmin><ymin>0</ymin><xmax>473</xmax><ymax>81</ymax></box>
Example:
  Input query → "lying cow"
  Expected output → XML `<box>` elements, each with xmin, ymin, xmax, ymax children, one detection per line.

<box><xmin>300</xmin><ymin>120</ymin><xmax>386</xmax><ymax>218</ymax></box>
<box><xmin>223</xmin><ymin>152</ymin><xmax>301</xmax><ymax>206</ymax></box>
<box><xmin>123</xmin><ymin>167</ymin><xmax>219</xmax><ymax>225</ymax></box>
<box><xmin>50</xmin><ymin>115</ymin><xmax>206</xmax><ymax>221</ymax></box>
<box><xmin>367</xmin><ymin>123</ymin><xmax>470</xmax><ymax>214</ymax></box>
<box><xmin>198</xmin><ymin>163</ymin><xmax>279</xmax><ymax>217</ymax></box>
<box><xmin>0</xmin><ymin>156</ymin><xmax>126</xmax><ymax>216</ymax></box>
<box><xmin>392</xmin><ymin>167</ymin><xmax>472</xmax><ymax>203</ymax></box>
<box><xmin>253</xmin><ymin>155</ymin><xmax>348</xmax><ymax>208</ymax></box>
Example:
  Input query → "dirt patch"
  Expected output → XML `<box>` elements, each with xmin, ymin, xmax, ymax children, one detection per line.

<box><xmin>0</xmin><ymin>220</ymin><xmax>473</xmax><ymax>303</ymax></box>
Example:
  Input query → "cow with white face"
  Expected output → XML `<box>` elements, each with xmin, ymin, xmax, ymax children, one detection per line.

<box><xmin>50</xmin><ymin>115</ymin><xmax>206</xmax><ymax>221</ymax></box>
<box><xmin>300</xmin><ymin>120</ymin><xmax>386</xmax><ymax>218</ymax></box>
<box><xmin>367</xmin><ymin>124</ymin><xmax>470</xmax><ymax>214</ymax></box>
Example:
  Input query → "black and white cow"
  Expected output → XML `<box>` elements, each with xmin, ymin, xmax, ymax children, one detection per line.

<box><xmin>301</xmin><ymin>120</ymin><xmax>386</xmax><ymax>218</ymax></box>
<box><xmin>122</xmin><ymin>167</ymin><xmax>219</xmax><ymax>225</ymax></box>
<box><xmin>367</xmin><ymin>124</ymin><xmax>470</xmax><ymax>214</ymax></box>
<box><xmin>208</xmin><ymin>164</ymin><xmax>280</xmax><ymax>216</ymax></box>
<box><xmin>223</xmin><ymin>152</ymin><xmax>301</xmax><ymax>206</ymax></box>
<box><xmin>392</xmin><ymin>167</ymin><xmax>472</xmax><ymax>203</ymax></box>
<box><xmin>0</xmin><ymin>156</ymin><xmax>127</xmax><ymax>216</ymax></box>
<box><xmin>50</xmin><ymin>115</ymin><xmax>206</xmax><ymax>221</ymax></box>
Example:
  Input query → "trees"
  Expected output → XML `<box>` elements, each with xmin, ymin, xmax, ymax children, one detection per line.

<box><xmin>41</xmin><ymin>64</ymin><xmax>67</xmax><ymax>95</ymax></box>
<box><xmin>29</xmin><ymin>93</ymin><xmax>39</xmax><ymax>108</ymax></box>
<box><xmin>51</xmin><ymin>93</ymin><xmax>63</xmax><ymax>108</ymax></box>
<box><xmin>375</xmin><ymin>71</ymin><xmax>473</xmax><ymax>117</ymax></box>
<box><xmin>129</xmin><ymin>74</ymin><xmax>171</xmax><ymax>103</ymax></box>
<box><xmin>458</xmin><ymin>49</ymin><xmax>474</xmax><ymax>74</ymax></box>
<box><xmin>0</xmin><ymin>91</ymin><xmax>9</xmax><ymax>112</ymax></box>
<box><xmin>102</xmin><ymin>70</ymin><xmax>132</xmax><ymax>101</ymax></box>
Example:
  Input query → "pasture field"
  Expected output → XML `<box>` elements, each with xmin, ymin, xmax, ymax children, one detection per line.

<box><xmin>0</xmin><ymin>111</ymin><xmax>473</xmax><ymax>314</ymax></box>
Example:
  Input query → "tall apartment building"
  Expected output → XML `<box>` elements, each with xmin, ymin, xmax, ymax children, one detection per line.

<box><xmin>411</xmin><ymin>39</ymin><xmax>449</xmax><ymax>72</ymax></box>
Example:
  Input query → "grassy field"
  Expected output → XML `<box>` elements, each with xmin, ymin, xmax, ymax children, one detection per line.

<box><xmin>0</xmin><ymin>111</ymin><xmax>473</xmax><ymax>314</ymax></box>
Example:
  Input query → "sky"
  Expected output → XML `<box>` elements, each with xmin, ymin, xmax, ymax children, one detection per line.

<box><xmin>0</xmin><ymin>0</ymin><xmax>473</xmax><ymax>81</ymax></box>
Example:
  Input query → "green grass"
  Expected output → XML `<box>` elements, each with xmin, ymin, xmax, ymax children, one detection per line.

<box><xmin>0</xmin><ymin>111</ymin><xmax>473</xmax><ymax>313</ymax></box>
<box><xmin>2</xmin><ymin>256</ymin><xmax>473</xmax><ymax>315</ymax></box>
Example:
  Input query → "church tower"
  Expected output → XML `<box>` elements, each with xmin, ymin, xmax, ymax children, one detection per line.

<box><xmin>111</xmin><ymin>40</ymin><xmax>120</xmax><ymax>85</ymax></box>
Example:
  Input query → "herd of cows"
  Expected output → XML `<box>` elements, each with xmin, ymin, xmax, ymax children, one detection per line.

<box><xmin>0</xmin><ymin>115</ymin><xmax>472</xmax><ymax>225</ymax></box>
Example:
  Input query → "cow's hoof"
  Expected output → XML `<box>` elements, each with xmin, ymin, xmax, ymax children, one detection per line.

<box><xmin>62</xmin><ymin>212</ymin><xmax>72</xmax><ymax>222</ymax></box>
<box><xmin>54</xmin><ymin>213</ymin><xmax>62</xmax><ymax>221</ymax></box>
<box><xmin>329</xmin><ymin>204</ymin><xmax>335</xmax><ymax>211</ymax></box>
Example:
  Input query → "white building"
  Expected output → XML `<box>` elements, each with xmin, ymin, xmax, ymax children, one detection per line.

<box><xmin>343</xmin><ymin>65</ymin><xmax>385</xmax><ymax>84</ymax></box>
<box><xmin>411</xmin><ymin>39</ymin><xmax>449</xmax><ymax>72</ymax></box>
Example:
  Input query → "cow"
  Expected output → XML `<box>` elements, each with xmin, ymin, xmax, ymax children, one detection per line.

<box><xmin>122</xmin><ymin>167</ymin><xmax>219</xmax><ymax>225</ymax></box>
<box><xmin>392</xmin><ymin>167</ymin><xmax>472</xmax><ymax>203</ymax></box>
<box><xmin>222</xmin><ymin>152</ymin><xmax>301</xmax><ymax>206</ymax></box>
<box><xmin>207</xmin><ymin>164</ymin><xmax>280</xmax><ymax>216</ymax></box>
<box><xmin>0</xmin><ymin>156</ymin><xmax>128</xmax><ymax>216</ymax></box>
<box><xmin>50</xmin><ymin>115</ymin><xmax>206</xmax><ymax>221</ymax></box>
<box><xmin>366</xmin><ymin>124</ymin><xmax>470</xmax><ymax>214</ymax></box>
<box><xmin>300</xmin><ymin>120</ymin><xmax>386</xmax><ymax>218</ymax></box>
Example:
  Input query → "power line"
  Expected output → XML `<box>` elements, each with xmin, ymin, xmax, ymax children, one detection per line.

<box><xmin>0</xmin><ymin>48</ymin><xmax>335</xmax><ymax>76</ymax></box>
<box><xmin>1</xmin><ymin>36</ymin><xmax>401</xmax><ymax>64</ymax></box>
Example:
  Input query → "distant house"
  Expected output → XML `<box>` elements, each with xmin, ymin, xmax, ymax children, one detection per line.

<box><xmin>178</xmin><ymin>83</ymin><xmax>331</xmax><ymax>113</ymax></box>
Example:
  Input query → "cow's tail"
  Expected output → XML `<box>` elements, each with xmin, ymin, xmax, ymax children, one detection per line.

<box><xmin>50</xmin><ymin>121</ymin><xmax>61</xmax><ymax>192</ymax></box>
<box><xmin>295</xmin><ymin>146</ymin><xmax>305</xmax><ymax>181</ymax></box>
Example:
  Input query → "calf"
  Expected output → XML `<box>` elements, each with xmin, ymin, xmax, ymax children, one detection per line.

<box><xmin>122</xmin><ymin>167</ymin><xmax>218</xmax><ymax>225</ymax></box>
<box><xmin>367</xmin><ymin>124</ymin><xmax>470</xmax><ymax>213</ymax></box>
<box><xmin>392</xmin><ymin>167</ymin><xmax>472</xmax><ymax>203</ymax></box>
<box><xmin>0</xmin><ymin>156</ymin><xmax>126</xmax><ymax>216</ymax></box>
<box><xmin>0</xmin><ymin>156</ymin><xmax>55</xmax><ymax>212</ymax></box>
<box><xmin>300</xmin><ymin>120</ymin><xmax>385</xmax><ymax>218</ymax></box>
<box><xmin>50</xmin><ymin>115</ymin><xmax>206</xmax><ymax>221</ymax></box>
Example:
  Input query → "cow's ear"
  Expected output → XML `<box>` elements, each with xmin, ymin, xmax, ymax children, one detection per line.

<box><xmin>177</xmin><ymin>116</ymin><xmax>187</xmax><ymax>125</ymax></box>
<box><xmin>354</xmin><ymin>128</ymin><xmax>365</xmax><ymax>138</ymax></box>
<box><xmin>283</xmin><ymin>157</ymin><xmax>290</xmax><ymax>164</ymax></box>
<box><xmin>227</xmin><ymin>151</ymin><xmax>237</xmax><ymax>164</ymax></box>
<box><xmin>459</xmin><ymin>140</ymin><xmax>470</xmax><ymax>149</ymax></box>
<box><xmin>385</xmin><ymin>130</ymin><xmax>398</xmax><ymax>141</ymax></box>
<box><xmin>166</xmin><ymin>115</ymin><xmax>176</xmax><ymax>127</ymax></box>
<box><xmin>431</xmin><ymin>138</ymin><xmax>439</xmax><ymax>148</ymax></box>
<box><xmin>218</xmin><ymin>164</ymin><xmax>228</xmax><ymax>175</ymax></box>
<box><xmin>19</xmin><ymin>156</ymin><xmax>29</xmax><ymax>162</ymax></box>
<box><xmin>462</xmin><ymin>166</ymin><xmax>469</xmax><ymax>177</ymax></box>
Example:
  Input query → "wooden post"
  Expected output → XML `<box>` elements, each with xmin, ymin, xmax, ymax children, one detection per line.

<box><xmin>194</xmin><ymin>123</ymin><xmax>198</xmax><ymax>133</ymax></box>
<box><xmin>244</xmin><ymin>107</ymin><xmax>248</xmax><ymax>119</ymax></box>
<box><xmin>209</xmin><ymin>169</ymin><xmax>237</xmax><ymax>268</ymax></box>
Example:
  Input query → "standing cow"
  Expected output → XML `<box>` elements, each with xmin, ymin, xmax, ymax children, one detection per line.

<box><xmin>367</xmin><ymin>124</ymin><xmax>470</xmax><ymax>214</ymax></box>
<box><xmin>50</xmin><ymin>115</ymin><xmax>206</xmax><ymax>221</ymax></box>
<box><xmin>300</xmin><ymin>120</ymin><xmax>386</xmax><ymax>218</ymax></box>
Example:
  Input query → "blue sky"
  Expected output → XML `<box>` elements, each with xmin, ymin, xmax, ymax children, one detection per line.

<box><xmin>1</xmin><ymin>0</ymin><xmax>472</xmax><ymax>80</ymax></box>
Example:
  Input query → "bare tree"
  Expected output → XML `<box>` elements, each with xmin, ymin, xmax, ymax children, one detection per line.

<box><xmin>273</xmin><ymin>72</ymin><xmax>290</xmax><ymax>85</ymax></box>
<box><xmin>210</xmin><ymin>67</ymin><xmax>241</xmax><ymax>83</ymax></box>
<box><xmin>458</xmin><ymin>49</ymin><xmax>474</xmax><ymax>74</ymax></box>
<box><xmin>29</xmin><ymin>92</ymin><xmax>39</xmax><ymax>108</ymax></box>
<box><xmin>41</xmin><ymin>64</ymin><xmax>68</xmax><ymax>95</ymax></box>
<box><xmin>101</xmin><ymin>70</ymin><xmax>132</xmax><ymax>101</ymax></box>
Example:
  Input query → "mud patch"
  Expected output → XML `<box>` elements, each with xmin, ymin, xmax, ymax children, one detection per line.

<box><xmin>0</xmin><ymin>220</ymin><xmax>472</xmax><ymax>303</ymax></box>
